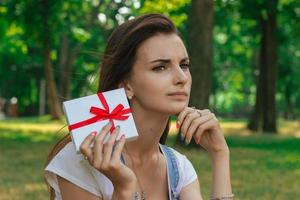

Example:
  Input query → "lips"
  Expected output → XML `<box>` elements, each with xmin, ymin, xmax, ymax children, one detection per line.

<box><xmin>167</xmin><ymin>92</ymin><xmax>188</xmax><ymax>101</ymax></box>
<box><xmin>168</xmin><ymin>92</ymin><xmax>188</xmax><ymax>96</ymax></box>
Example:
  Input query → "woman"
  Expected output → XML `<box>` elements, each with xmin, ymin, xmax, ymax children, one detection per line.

<box><xmin>45</xmin><ymin>14</ymin><xmax>233</xmax><ymax>200</ymax></box>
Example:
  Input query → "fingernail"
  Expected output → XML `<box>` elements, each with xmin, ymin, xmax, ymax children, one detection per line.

<box><xmin>196</xmin><ymin>138</ymin><xmax>200</xmax><ymax>144</ymax></box>
<box><xmin>91</xmin><ymin>131</ymin><xmax>97</xmax><ymax>136</ymax></box>
<box><xmin>121</xmin><ymin>134</ymin><xmax>125</xmax><ymax>139</ymax></box>
<box><xmin>185</xmin><ymin>140</ymin><xmax>189</xmax><ymax>146</ymax></box>
<box><xmin>176</xmin><ymin>121</ymin><xmax>180</xmax><ymax>129</ymax></box>
<box><xmin>111</xmin><ymin>126</ymin><xmax>119</xmax><ymax>134</ymax></box>
<box><xmin>180</xmin><ymin>133</ymin><xmax>185</xmax><ymax>141</ymax></box>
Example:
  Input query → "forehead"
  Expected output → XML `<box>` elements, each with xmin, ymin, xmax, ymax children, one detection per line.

<box><xmin>135</xmin><ymin>33</ymin><xmax>188</xmax><ymax>61</ymax></box>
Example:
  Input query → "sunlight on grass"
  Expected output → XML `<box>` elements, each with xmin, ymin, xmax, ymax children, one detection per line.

<box><xmin>0</xmin><ymin>123</ymin><xmax>67</xmax><ymax>133</ymax></box>
<box><xmin>0</xmin><ymin>116</ymin><xmax>68</xmax><ymax>135</ymax></box>
<box><xmin>0</xmin><ymin>116</ymin><xmax>299</xmax><ymax>199</ymax></box>
<box><xmin>25</xmin><ymin>183</ymin><xmax>47</xmax><ymax>192</ymax></box>
<box><xmin>1</xmin><ymin>116</ymin><xmax>298</xmax><ymax>138</ymax></box>
<box><xmin>170</xmin><ymin>118</ymin><xmax>300</xmax><ymax>137</ymax></box>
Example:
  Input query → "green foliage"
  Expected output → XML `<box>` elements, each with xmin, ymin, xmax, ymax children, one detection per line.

<box><xmin>0</xmin><ymin>0</ymin><xmax>299</xmax><ymax>118</ymax></box>
<box><xmin>139</xmin><ymin>0</ymin><xmax>190</xmax><ymax>28</ymax></box>
<box><xmin>0</xmin><ymin>1</ymin><xmax>138</xmax><ymax>115</ymax></box>
<box><xmin>211</xmin><ymin>0</ymin><xmax>300</xmax><ymax>117</ymax></box>
<box><xmin>212</xmin><ymin>0</ymin><xmax>258</xmax><ymax>115</ymax></box>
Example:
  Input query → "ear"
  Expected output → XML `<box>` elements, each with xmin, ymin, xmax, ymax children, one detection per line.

<box><xmin>118</xmin><ymin>80</ymin><xmax>134</xmax><ymax>99</ymax></box>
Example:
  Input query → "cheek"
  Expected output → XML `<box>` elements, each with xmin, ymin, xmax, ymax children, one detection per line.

<box><xmin>185</xmin><ymin>72</ymin><xmax>192</xmax><ymax>92</ymax></box>
<box><xmin>130</xmin><ymin>70</ymin><xmax>191</xmax><ymax>114</ymax></box>
<box><xmin>187</xmin><ymin>71</ymin><xmax>192</xmax><ymax>84</ymax></box>
<box><xmin>130</xmin><ymin>74</ymin><xmax>171</xmax><ymax>109</ymax></box>
<box><xmin>133</xmin><ymin>74</ymin><xmax>168</xmax><ymax>98</ymax></box>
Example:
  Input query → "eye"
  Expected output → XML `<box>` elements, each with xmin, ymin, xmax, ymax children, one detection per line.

<box><xmin>152</xmin><ymin>66</ymin><xmax>166</xmax><ymax>71</ymax></box>
<box><xmin>180</xmin><ymin>63</ymin><xmax>190</xmax><ymax>69</ymax></box>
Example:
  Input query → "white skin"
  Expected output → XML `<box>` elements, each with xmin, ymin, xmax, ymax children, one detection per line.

<box><xmin>58</xmin><ymin>33</ymin><xmax>232</xmax><ymax>200</ymax></box>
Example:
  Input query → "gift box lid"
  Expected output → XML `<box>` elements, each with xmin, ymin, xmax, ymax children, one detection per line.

<box><xmin>63</xmin><ymin>88</ymin><xmax>139</xmax><ymax>152</ymax></box>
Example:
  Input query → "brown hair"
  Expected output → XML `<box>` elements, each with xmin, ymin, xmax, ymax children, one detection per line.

<box><xmin>45</xmin><ymin>13</ymin><xmax>180</xmax><ymax>199</ymax></box>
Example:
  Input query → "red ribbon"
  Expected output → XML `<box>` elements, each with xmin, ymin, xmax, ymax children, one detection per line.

<box><xmin>68</xmin><ymin>92</ymin><xmax>131</xmax><ymax>133</ymax></box>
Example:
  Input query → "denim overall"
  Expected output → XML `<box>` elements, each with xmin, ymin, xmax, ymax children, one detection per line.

<box><xmin>120</xmin><ymin>144</ymin><xmax>180</xmax><ymax>200</ymax></box>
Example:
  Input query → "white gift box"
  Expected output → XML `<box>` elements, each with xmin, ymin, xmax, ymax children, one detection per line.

<box><xmin>63</xmin><ymin>88</ymin><xmax>139</xmax><ymax>152</ymax></box>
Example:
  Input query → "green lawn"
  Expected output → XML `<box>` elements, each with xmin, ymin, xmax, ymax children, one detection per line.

<box><xmin>0</xmin><ymin>117</ymin><xmax>299</xmax><ymax>200</ymax></box>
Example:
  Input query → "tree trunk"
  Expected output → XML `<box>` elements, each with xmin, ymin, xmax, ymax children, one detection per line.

<box><xmin>260</xmin><ymin>0</ymin><xmax>278</xmax><ymax>133</ymax></box>
<box><xmin>187</xmin><ymin>0</ymin><xmax>214</xmax><ymax>109</ymax></box>
<box><xmin>284</xmin><ymin>83</ymin><xmax>293</xmax><ymax>119</ymax></box>
<box><xmin>61</xmin><ymin>43</ymin><xmax>81</xmax><ymax>100</ymax></box>
<box><xmin>42</xmin><ymin>0</ymin><xmax>63</xmax><ymax>119</ymax></box>
<box><xmin>39</xmin><ymin>79</ymin><xmax>46</xmax><ymax>116</ymax></box>
<box><xmin>59</xmin><ymin>0</ymin><xmax>104</xmax><ymax>100</ymax></box>
<box><xmin>178</xmin><ymin>0</ymin><xmax>214</xmax><ymax>147</ymax></box>
<box><xmin>58</xmin><ymin>33</ymin><xmax>69</xmax><ymax>99</ymax></box>
<box><xmin>249</xmin><ymin>0</ymin><xmax>278</xmax><ymax>133</ymax></box>
<box><xmin>248</xmin><ymin>49</ymin><xmax>262</xmax><ymax>131</ymax></box>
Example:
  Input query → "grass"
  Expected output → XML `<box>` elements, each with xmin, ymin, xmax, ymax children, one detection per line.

<box><xmin>0</xmin><ymin>116</ymin><xmax>299</xmax><ymax>200</ymax></box>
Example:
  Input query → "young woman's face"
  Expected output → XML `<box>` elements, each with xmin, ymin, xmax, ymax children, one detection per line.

<box><xmin>127</xmin><ymin>33</ymin><xmax>192</xmax><ymax>115</ymax></box>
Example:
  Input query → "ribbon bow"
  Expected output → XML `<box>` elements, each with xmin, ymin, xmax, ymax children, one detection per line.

<box><xmin>68</xmin><ymin>92</ymin><xmax>132</xmax><ymax>133</ymax></box>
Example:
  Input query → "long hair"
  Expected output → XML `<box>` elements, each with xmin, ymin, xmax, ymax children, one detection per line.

<box><xmin>45</xmin><ymin>13</ymin><xmax>181</xmax><ymax>199</ymax></box>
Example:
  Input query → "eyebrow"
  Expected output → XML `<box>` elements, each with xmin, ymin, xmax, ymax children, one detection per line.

<box><xmin>150</xmin><ymin>57</ymin><xmax>190</xmax><ymax>63</ymax></box>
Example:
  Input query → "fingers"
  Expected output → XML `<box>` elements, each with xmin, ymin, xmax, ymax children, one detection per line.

<box><xmin>178</xmin><ymin>107</ymin><xmax>220</xmax><ymax>145</ymax></box>
<box><xmin>200</xmin><ymin>109</ymin><xmax>211</xmax><ymax>116</ymax></box>
<box><xmin>92</xmin><ymin>123</ymin><xmax>113</xmax><ymax>166</ymax></box>
<box><xmin>177</xmin><ymin>107</ymin><xmax>211</xmax><ymax>128</ymax></box>
<box><xmin>180</xmin><ymin>110</ymin><xmax>200</xmax><ymax>135</ymax></box>
<box><xmin>102</xmin><ymin>126</ymin><xmax>120</xmax><ymax>166</ymax></box>
<box><xmin>184</xmin><ymin>113</ymin><xmax>214</xmax><ymax>144</ymax></box>
<box><xmin>177</xmin><ymin>107</ymin><xmax>195</xmax><ymax>128</ymax></box>
<box><xmin>80</xmin><ymin>122</ymin><xmax>126</xmax><ymax>171</ymax></box>
<box><xmin>111</xmin><ymin>134</ymin><xmax>126</xmax><ymax>164</ymax></box>
<box><xmin>194</xmin><ymin>118</ymin><xmax>216</xmax><ymax>144</ymax></box>
<box><xmin>80</xmin><ymin>131</ymin><xmax>97</xmax><ymax>160</ymax></box>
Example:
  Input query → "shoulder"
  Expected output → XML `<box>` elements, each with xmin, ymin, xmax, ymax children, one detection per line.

<box><xmin>45</xmin><ymin>142</ymin><xmax>113</xmax><ymax>199</ymax></box>
<box><xmin>161</xmin><ymin>145</ymin><xmax>198</xmax><ymax>191</ymax></box>
<box><xmin>161</xmin><ymin>144</ymin><xmax>193</xmax><ymax>167</ymax></box>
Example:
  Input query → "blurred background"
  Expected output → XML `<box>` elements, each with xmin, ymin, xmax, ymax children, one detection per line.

<box><xmin>0</xmin><ymin>0</ymin><xmax>299</xmax><ymax>199</ymax></box>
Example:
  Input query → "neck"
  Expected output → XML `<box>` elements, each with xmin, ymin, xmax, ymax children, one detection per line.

<box><xmin>124</xmin><ymin>101</ymin><xmax>170</xmax><ymax>160</ymax></box>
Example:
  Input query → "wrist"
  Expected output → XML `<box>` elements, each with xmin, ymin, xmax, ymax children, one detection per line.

<box><xmin>209</xmin><ymin>148</ymin><xmax>230</xmax><ymax>162</ymax></box>
<box><xmin>209</xmin><ymin>149</ymin><xmax>232</xmax><ymax>198</ymax></box>
<box><xmin>112</xmin><ymin>179</ymin><xmax>137</xmax><ymax>200</ymax></box>
<box><xmin>112</xmin><ymin>189</ymin><xmax>136</xmax><ymax>200</ymax></box>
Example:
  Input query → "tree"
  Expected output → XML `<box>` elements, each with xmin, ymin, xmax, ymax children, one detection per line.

<box><xmin>175</xmin><ymin>0</ymin><xmax>214</xmax><ymax>147</ymax></box>
<box><xmin>187</xmin><ymin>0</ymin><xmax>214</xmax><ymax>109</ymax></box>
<box><xmin>58</xmin><ymin>0</ymin><xmax>104</xmax><ymax>100</ymax></box>
<box><xmin>42</xmin><ymin>0</ymin><xmax>62</xmax><ymax>119</ymax></box>
<box><xmin>247</xmin><ymin>0</ymin><xmax>278</xmax><ymax>132</ymax></box>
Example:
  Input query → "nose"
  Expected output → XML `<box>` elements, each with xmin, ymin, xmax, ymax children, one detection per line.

<box><xmin>173</xmin><ymin>65</ymin><xmax>189</xmax><ymax>85</ymax></box>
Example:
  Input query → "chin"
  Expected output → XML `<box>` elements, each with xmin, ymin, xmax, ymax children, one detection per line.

<box><xmin>165</xmin><ymin>101</ymin><xmax>188</xmax><ymax>115</ymax></box>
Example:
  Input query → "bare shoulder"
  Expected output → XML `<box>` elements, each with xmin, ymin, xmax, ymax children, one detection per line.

<box><xmin>57</xmin><ymin>176</ymin><xmax>102</xmax><ymax>200</ymax></box>
<box><xmin>179</xmin><ymin>179</ymin><xmax>203</xmax><ymax>200</ymax></box>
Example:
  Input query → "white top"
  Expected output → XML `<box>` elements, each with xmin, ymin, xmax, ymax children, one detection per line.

<box><xmin>45</xmin><ymin>142</ymin><xmax>198</xmax><ymax>200</ymax></box>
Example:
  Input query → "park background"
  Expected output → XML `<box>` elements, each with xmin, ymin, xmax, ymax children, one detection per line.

<box><xmin>0</xmin><ymin>0</ymin><xmax>299</xmax><ymax>199</ymax></box>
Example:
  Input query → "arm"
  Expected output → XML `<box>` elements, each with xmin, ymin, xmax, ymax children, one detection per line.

<box><xmin>179</xmin><ymin>179</ymin><xmax>203</xmax><ymax>200</ymax></box>
<box><xmin>58</xmin><ymin>176</ymin><xmax>136</xmax><ymax>200</ymax></box>
<box><xmin>179</xmin><ymin>151</ymin><xmax>231</xmax><ymax>200</ymax></box>
<box><xmin>58</xmin><ymin>176</ymin><xmax>101</xmax><ymax>200</ymax></box>
<box><xmin>210</xmin><ymin>150</ymin><xmax>232</xmax><ymax>199</ymax></box>
<box><xmin>177</xmin><ymin>107</ymin><xmax>233</xmax><ymax>199</ymax></box>
<box><xmin>57</xmin><ymin>123</ymin><xmax>138</xmax><ymax>200</ymax></box>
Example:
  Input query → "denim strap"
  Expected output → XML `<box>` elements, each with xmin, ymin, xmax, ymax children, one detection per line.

<box><xmin>160</xmin><ymin>144</ymin><xmax>180</xmax><ymax>200</ymax></box>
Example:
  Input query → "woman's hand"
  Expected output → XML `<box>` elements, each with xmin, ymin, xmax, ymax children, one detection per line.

<box><xmin>177</xmin><ymin>107</ymin><xmax>229</xmax><ymax>156</ymax></box>
<box><xmin>80</xmin><ymin>122</ymin><xmax>137</xmax><ymax>192</ymax></box>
